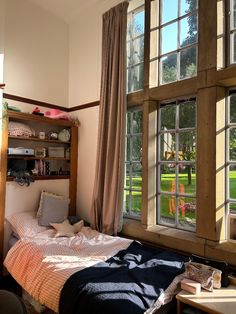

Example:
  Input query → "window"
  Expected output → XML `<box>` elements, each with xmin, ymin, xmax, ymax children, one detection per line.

<box><xmin>127</xmin><ymin>0</ymin><xmax>145</xmax><ymax>93</ymax></box>
<box><xmin>229</xmin><ymin>0</ymin><xmax>236</xmax><ymax>63</ymax></box>
<box><xmin>150</xmin><ymin>0</ymin><xmax>198</xmax><ymax>86</ymax></box>
<box><xmin>124</xmin><ymin>108</ymin><xmax>143</xmax><ymax>218</ymax></box>
<box><xmin>157</xmin><ymin>98</ymin><xmax>196</xmax><ymax>231</ymax></box>
<box><xmin>226</xmin><ymin>91</ymin><xmax>236</xmax><ymax>241</ymax></box>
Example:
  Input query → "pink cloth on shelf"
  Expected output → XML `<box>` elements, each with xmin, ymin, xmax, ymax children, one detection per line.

<box><xmin>44</xmin><ymin>109</ymin><xmax>69</xmax><ymax>120</ymax></box>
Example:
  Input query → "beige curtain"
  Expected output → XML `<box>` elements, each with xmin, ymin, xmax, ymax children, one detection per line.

<box><xmin>91</xmin><ymin>1</ymin><xmax>129</xmax><ymax>235</ymax></box>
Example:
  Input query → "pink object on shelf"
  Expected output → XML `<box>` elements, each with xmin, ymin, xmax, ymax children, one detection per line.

<box><xmin>44</xmin><ymin>109</ymin><xmax>69</xmax><ymax>120</ymax></box>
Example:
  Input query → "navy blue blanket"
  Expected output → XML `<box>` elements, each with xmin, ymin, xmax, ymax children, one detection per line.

<box><xmin>59</xmin><ymin>241</ymin><xmax>185</xmax><ymax>314</ymax></box>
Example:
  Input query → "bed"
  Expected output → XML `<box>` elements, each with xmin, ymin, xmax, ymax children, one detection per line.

<box><xmin>4</xmin><ymin>212</ymin><xmax>186</xmax><ymax>314</ymax></box>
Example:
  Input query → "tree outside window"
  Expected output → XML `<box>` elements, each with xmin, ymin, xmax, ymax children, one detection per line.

<box><xmin>150</xmin><ymin>0</ymin><xmax>198</xmax><ymax>87</ymax></box>
<box><xmin>124</xmin><ymin>108</ymin><xmax>143</xmax><ymax>218</ymax></box>
<box><xmin>226</xmin><ymin>92</ymin><xmax>236</xmax><ymax>241</ymax></box>
<box><xmin>127</xmin><ymin>1</ymin><xmax>145</xmax><ymax>93</ymax></box>
<box><xmin>157</xmin><ymin>98</ymin><xmax>196</xmax><ymax>231</ymax></box>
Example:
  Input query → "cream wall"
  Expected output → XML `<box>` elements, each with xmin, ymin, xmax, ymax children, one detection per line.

<box><xmin>68</xmin><ymin>0</ymin><xmax>123</xmax><ymax>221</ymax></box>
<box><xmin>2</xmin><ymin>0</ymin><xmax>125</xmax><ymax>226</ymax></box>
<box><xmin>4</xmin><ymin>0</ymin><xmax>69</xmax><ymax>106</ymax></box>
<box><xmin>0</xmin><ymin>0</ymin><xmax>6</xmax><ymax>82</ymax></box>
<box><xmin>2</xmin><ymin>0</ymin><xmax>70</xmax><ymax>253</ymax></box>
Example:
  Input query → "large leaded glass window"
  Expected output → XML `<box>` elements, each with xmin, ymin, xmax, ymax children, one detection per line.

<box><xmin>124</xmin><ymin>108</ymin><xmax>143</xmax><ymax>218</ymax></box>
<box><xmin>150</xmin><ymin>0</ymin><xmax>198</xmax><ymax>86</ymax></box>
<box><xmin>230</xmin><ymin>0</ymin><xmax>236</xmax><ymax>63</ymax></box>
<box><xmin>157</xmin><ymin>98</ymin><xmax>196</xmax><ymax>231</ymax></box>
<box><xmin>127</xmin><ymin>0</ymin><xmax>145</xmax><ymax>93</ymax></box>
<box><xmin>226</xmin><ymin>91</ymin><xmax>236</xmax><ymax>241</ymax></box>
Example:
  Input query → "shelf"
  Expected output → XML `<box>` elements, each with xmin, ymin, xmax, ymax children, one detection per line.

<box><xmin>8</xmin><ymin>135</ymin><xmax>70</xmax><ymax>144</ymax></box>
<box><xmin>7</xmin><ymin>175</ymin><xmax>70</xmax><ymax>181</ymax></box>
<box><xmin>7</xmin><ymin>110</ymin><xmax>75</xmax><ymax>127</ymax></box>
<box><xmin>7</xmin><ymin>156</ymin><xmax>70</xmax><ymax>161</ymax></box>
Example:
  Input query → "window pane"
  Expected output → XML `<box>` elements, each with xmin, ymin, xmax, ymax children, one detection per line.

<box><xmin>233</xmin><ymin>0</ymin><xmax>236</xmax><ymax>29</ymax></box>
<box><xmin>125</xmin><ymin>164</ymin><xmax>131</xmax><ymax>189</ymax></box>
<box><xmin>229</xmin><ymin>165</ymin><xmax>236</xmax><ymax>199</ymax></box>
<box><xmin>229</xmin><ymin>216</ymin><xmax>236</xmax><ymax>240</ymax></box>
<box><xmin>123</xmin><ymin>191</ymin><xmax>130</xmax><ymax>214</ymax></box>
<box><xmin>161</xmin><ymin>23</ymin><xmax>178</xmax><ymax>54</ymax></box>
<box><xmin>126</xmin><ymin>136</ymin><xmax>131</xmax><ymax>161</ymax></box>
<box><xmin>134</xmin><ymin>10</ymin><xmax>145</xmax><ymax>36</ymax></box>
<box><xmin>132</xmin><ymin>111</ymin><xmax>143</xmax><ymax>134</ymax></box>
<box><xmin>229</xmin><ymin>203</ymin><xmax>236</xmax><ymax>214</ymax></box>
<box><xmin>127</xmin><ymin>4</ymin><xmax>144</xmax><ymax>93</ymax></box>
<box><xmin>132</xmin><ymin>164</ymin><xmax>142</xmax><ymax>189</ymax></box>
<box><xmin>127</xmin><ymin>42</ymin><xmax>131</xmax><ymax>66</ymax></box>
<box><xmin>127</xmin><ymin>111</ymin><xmax>131</xmax><ymax>134</ymax></box>
<box><xmin>160</xmin><ymin>53</ymin><xmax>177</xmax><ymax>84</ymax></box>
<box><xmin>232</xmin><ymin>32</ymin><xmax>236</xmax><ymax>63</ymax></box>
<box><xmin>179</xmin><ymin>131</ymin><xmax>196</xmax><ymax>161</ymax></box>
<box><xmin>161</xmin><ymin>0</ymin><xmax>178</xmax><ymax>24</ymax></box>
<box><xmin>160</xmin><ymin>132</ymin><xmax>176</xmax><ymax>161</ymax></box>
<box><xmin>160</xmin><ymin>165</ymin><xmax>176</xmax><ymax>192</ymax></box>
<box><xmin>131</xmin><ymin>136</ymin><xmax>142</xmax><ymax>161</ymax></box>
<box><xmin>179</xmin><ymin>101</ymin><xmax>196</xmax><ymax>129</ymax></box>
<box><xmin>159</xmin><ymin>194</ymin><xmax>176</xmax><ymax>225</ymax></box>
<box><xmin>160</xmin><ymin>105</ymin><xmax>176</xmax><ymax>130</ymax></box>
<box><xmin>179</xmin><ymin>165</ymin><xmax>196</xmax><ymax>195</ymax></box>
<box><xmin>127</xmin><ymin>14</ymin><xmax>132</xmax><ymax>41</ymax></box>
<box><xmin>127</xmin><ymin>63</ymin><xmax>144</xmax><ymax>93</ymax></box>
<box><xmin>131</xmin><ymin>191</ymin><xmax>142</xmax><ymax>215</ymax></box>
<box><xmin>178</xmin><ymin>196</ymin><xmax>196</xmax><ymax>230</ymax></box>
<box><xmin>180</xmin><ymin>15</ymin><xmax>198</xmax><ymax>48</ymax></box>
<box><xmin>230</xmin><ymin>94</ymin><xmax>236</xmax><ymax>123</ymax></box>
<box><xmin>124</xmin><ymin>108</ymin><xmax>142</xmax><ymax>218</ymax></box>
<box><xmin>180</xmin><ymin>46</ymin><xmax>197</xmax><ymax>80</ymax></box>
<box><xmin>129</xmin><ymin>37</ymin><xmax>144</xmax><ymax>66</ymax></box>
<box><xmin>180</xmin><ymin>0</ymin><xmax>197</xmax><ymax>16</ymax></box>
<box><xmin>229</xmin><ymin>128</ymin><xmax>236</xmax><ymax>160</ymax></box>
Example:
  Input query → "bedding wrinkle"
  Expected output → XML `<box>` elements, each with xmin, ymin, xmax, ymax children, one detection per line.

<box><xmin>4</xmin><ymin>227</ymin><xmax>132</xmax><ymax>313</ymax></box>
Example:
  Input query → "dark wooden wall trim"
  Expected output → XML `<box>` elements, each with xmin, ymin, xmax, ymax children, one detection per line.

<box><xmin>3</xmin><ymin>93</ymin><xmax>67</xmax><ymax>111</ymax></box>
<box><xmin>67</xmin><ymin>101</ymin><xmax>100</xmax><ymax>112</ymax></box>
<box><xmin>3</xmin><ymin>93</ymin><xmax>100</xmax><ymax>112</ymax></box>
<box><xmin>0</xmin><ymin>84</ymin><xmax>5</xmax><ymax>89</ymax></box>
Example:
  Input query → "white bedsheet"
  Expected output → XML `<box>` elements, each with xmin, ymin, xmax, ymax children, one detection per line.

<box><xmin>4</xmin><ymin>227</ymin><xmax>132</xmax><ymax>313</ymax></box>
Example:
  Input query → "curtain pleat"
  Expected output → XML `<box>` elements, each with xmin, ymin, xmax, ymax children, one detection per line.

<box><xmin>90</xmin><ymin>2</ymin><xmax>129</xmax><ymax>235</ymax></box>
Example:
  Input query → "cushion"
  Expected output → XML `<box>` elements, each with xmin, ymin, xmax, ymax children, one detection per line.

<box><xmin>37</xmin><ymin>194</ymin><xmax>70</xmax><ymax>227</ymax></box>
<box><xmin>8</xmin><ymin>121</ymin><xmax>35</xmax><ymax>137</ymax></box>
<box><xmin>50</xmin><ymin>219</ymin><xmax>84</xmax><ymax>237</ymax></box>
<box><xmin>185</xmin><ymin>262</ymin><xmax>222</xmax><ymax>291</ymax></box>
<box><xmin>6</xmin><ymin>211</ymin><xmax>48</xmax><ymax>238</ymax></box>
<box><xmin>37</xmin><ymin>190</ymin><xmax>66</xmax><ymax>218</ymax></box>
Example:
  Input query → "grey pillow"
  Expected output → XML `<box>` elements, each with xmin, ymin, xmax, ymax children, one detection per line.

<box><xmin>38</xmin><ymin>195</ymin><xmax>70</xmax><ymax>227</ymax></box>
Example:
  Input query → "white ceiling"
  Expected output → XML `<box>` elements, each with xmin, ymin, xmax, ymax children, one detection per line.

<box><xmin>28</xmin><ymin>0</ymin><xmax>99</xmax><ymax>23</ymax></box>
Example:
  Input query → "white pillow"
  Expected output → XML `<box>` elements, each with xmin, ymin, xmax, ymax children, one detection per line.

<box><xmin>6</xmin><ymin>211</ymin><xmax>48</xmax><ymax>238</ymax></box>
<box><xmin>37</xmin><ymin>190</ymin><xmax>66</xmax><ymax>218</ymax></box>
<box><xmin>37</xmin><ymin>190</ymin><xmax>70</xmax><ymax>227</ymax></box>
<box><xmin>51</xmin><ymin>219</ymin><xmax>84</xmax><ymax>237</ymax></box>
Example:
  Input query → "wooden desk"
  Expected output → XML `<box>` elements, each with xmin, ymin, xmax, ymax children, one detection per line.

<box><xmin>176</xmin><ymin>285</ymin><xmax>236</xmax><ymax>314</ymax></box>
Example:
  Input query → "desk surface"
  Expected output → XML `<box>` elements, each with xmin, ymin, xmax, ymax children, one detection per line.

<box><xmin>176</xmin><ymin>285</ymin><xmax>236</xmax><ymax>314</ymax></box>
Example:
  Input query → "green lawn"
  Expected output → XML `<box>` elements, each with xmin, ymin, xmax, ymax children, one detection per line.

<box><xmin>125</xmin><ymin>171</ymin><xmax>236</xmax><ymax>219</ymax></box>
